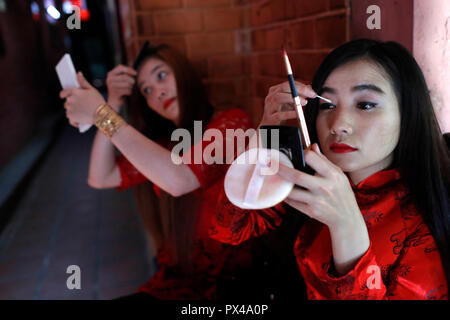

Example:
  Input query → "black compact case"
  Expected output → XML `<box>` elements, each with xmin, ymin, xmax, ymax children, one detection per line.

<box><xmin>259</xmin><ymin>125</ymin><xmax>314</xmax><ymax>175</ymax></box>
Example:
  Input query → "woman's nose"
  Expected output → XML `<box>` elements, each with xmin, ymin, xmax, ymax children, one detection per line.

<box><xmin>157</xmin><ymin>88</ymin><xmax>166</xmax><ymax>100</ymax></box>
<box><xmin>330</xmin><ymin>109</ymin><xmax>353</xmax><ymax>136</ymax></box>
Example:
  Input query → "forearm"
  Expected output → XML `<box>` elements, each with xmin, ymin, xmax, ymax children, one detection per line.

<box><xmin>110</xmin><ymin>123</ymin><xmax>200</xmax><ymax>196</ymax></box>
<box><xmin>87</xmin><ymin>130</ymin><xmax>120</xmax><ymax>188</ymax></box>
<box><xmin>329</xmin><ymin>219</ymin><xmax>370</xmax><ymax>276</ymax></box>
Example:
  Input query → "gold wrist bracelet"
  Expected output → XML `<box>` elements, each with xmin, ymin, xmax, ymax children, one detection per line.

<box><xmin>94</xmin><ymin>104</ymin><xmax>126</xmax><ymax>138</ymax></box>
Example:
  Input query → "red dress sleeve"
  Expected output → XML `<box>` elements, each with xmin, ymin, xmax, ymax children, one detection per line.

<box><xmin>295</xmin><ymin>178</ymin><xmax>448</xmax><ymax>300</ymax></box>
<box><xmin>185</xmin><ymin>108</ymin><xmax>254</xmax><ymax>190</ymax></box>
<box><xmin>297</xmin><ymin>221</ymin><xmax>447</xmax><ymax>300</ymax></box>
<box><xmin>208</xmin><ymin>185</ymin><xmax>288</xmax><ymax>245</ymax></box>
<box><xmin>115</xmin><ymin>154</ymin><xmax>148</xmax><ymax>191</ymax></box>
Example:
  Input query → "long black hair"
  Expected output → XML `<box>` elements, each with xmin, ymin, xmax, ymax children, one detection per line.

<box><xmin>305</xmin><ymin>39</ymin><xmax>450</xmax><ymax>287</ymax></box>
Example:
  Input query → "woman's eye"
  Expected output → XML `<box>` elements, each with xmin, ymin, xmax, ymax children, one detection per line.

<box><xmin>158</xmin><ymin>71</ymin><xmax>167</xmax><ymax>80</ymax></box>
<box><xmin>319</xmin><ymin>103</ymin><xmax>336</xmax><ymax>110</ymax></box>
<box><xmin>357</xmin><ymin>102</ymin><xmax>377</xmax><ymax>110</ymax></box>
<box><xmin>143</xmin><ymin>87</ymin><xmax>152</xmax><ymax>95</ymax></box>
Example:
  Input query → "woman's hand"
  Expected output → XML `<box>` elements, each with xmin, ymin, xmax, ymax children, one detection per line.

<box><xmin>60</xmin><ymin>72</ymin><xmax>106</xmax><ymax>127</ymax></box>
<box><xmin>277</xmin><ymin>143</ymin><xmax>364</xmax><ymax>231</ymax></box>
<box><xmin>277</xmin><ymin>143</ymin><xmax>370</xmax><ymax>275</ymax></box>
<box><xmin>259</xmin><ymin>81</ymin><xmax>316</xmax><ymax>127</ymax></box>
<box><xmin>106</xmin><ymin>65</ymin><xmax>137</xmax><ymax>112</ymax></box>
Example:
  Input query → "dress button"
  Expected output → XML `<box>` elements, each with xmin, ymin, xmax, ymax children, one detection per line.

<box><xmin>270</xmin><ymin>294</ymin><xmax>275</xmax><ymax>300</ymax></box>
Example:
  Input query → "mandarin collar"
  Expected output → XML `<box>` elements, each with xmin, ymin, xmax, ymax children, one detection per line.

<box><xmin>349</xmin><ymin>168</ymin><xmax>401</xmax><ymax>190</ymax></box>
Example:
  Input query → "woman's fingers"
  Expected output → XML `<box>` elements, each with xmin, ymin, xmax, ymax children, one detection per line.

<box><xmin>264</xmin><ymin>93</ymin><xmax>307</xmax><ymax>120</ymax></box>
<box><xmin>262</xmin><ymin>80</ymin><xmax>315</xmax><ymax>126</ymax></box>
<box><xmin>269</xmin><ymin>81</ymin><xmax>316</xmax><ymax>98</ymax></box>
<box><xmin>108</xmin><ymin>81</ymin><xmax>135</xmax><ymax>90</ymax></box>
<box><xmin>269</xmin><ymin>92</ymin><xmax>308</xmax><ymax>108</ymax></box>
<box><xmin>65</xmin><ymin>110</ymin><xmax>78</xmax><ymax>127</ymax></box>
<box><xmin>286</xmin><ymin>186</ymin><xmax>315</xmax><ymax>204</ymax></box>
<box><xmin>284</xmin><ymin>198</ymin><xmax>311</xmax><ymax>216</ymax></box>
<box><xmin>276</xmin><ymin>163</ymin><xmax>319</xmax><ymax>190</ymax></box>
<box><xmin>271</xmin><ymin>110</ymin><xmax>298</xmax><ymax>122</ymax></box>
<box><xmin>108</xmin><ymin>74</ymin><xmax>136</xmax><ymax>85</ymax></box>
<box><xmin>109</xmin><ymin>64</ymin><xmax>137</xmax><ymax>77</ymax></box>
<box><xmin>60</xmin><ymin>89</ymin><xmax>74</xmax><ymax>99</ymax></box>
<box><xmin>304</xmin><ymin>144</ymin><xmax>342</xmax><ymax>179</ymax></box>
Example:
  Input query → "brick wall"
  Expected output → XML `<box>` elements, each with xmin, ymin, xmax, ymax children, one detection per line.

<box><xmin>248</xmin><ymin>0</ymin><xmax>349</xmax><ymax>122</ymax></box>
<box><xmin>118</xmin><ymin>0</ymin><xmax>350</xmax><ymax>124</ymax></box>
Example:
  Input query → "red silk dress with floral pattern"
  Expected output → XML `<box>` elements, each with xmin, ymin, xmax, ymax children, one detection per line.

<box><xmin>210</xmin><ymin>169</ymin><xmax>448</xmax><ymax>300</ymax></box>
<box><xmin>116</xmin><ymin>108</ymin><xmax>255</xmax><ymax>299</ymax></box>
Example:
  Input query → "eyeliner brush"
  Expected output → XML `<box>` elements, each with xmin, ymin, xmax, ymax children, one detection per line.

<box><xmin>282</xmin><ymin>48</ymin><xmax>311</xmax><ymax>149</ymax></box>
<box><xmin>316</xmin><ymin>95</ymin><xmax>332</xmax><ymax>103</ymax></box>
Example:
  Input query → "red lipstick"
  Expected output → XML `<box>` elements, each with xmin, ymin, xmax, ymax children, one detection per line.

<box><xmin>330</xmin><ymin>143</ymin><xmax>357</xmax><ymax>153</ymax></box>
<box><xmin>163</xmin><ymin>97</ymin><xmax>176</xmax><ymax>109</ymax></box>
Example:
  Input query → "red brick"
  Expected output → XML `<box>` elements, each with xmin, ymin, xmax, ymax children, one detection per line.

<box><xmin>285</xmin><ymin>0</ymin><xmax>328</xmax><ymax>18</ymax></box>
<box><xmin>208</xmin><ymin>55</ymin><xmax>245</xmax><ymax>76</ymax></box>
<box><xmin>234</xmin><ymin>77</ymin><xmax>250</xmax><ymax>96</ymax></box>
<box><xmin>252</xmin><ymin>27</ymin><xmax>285</xmax><ymax>51</ymax></box>
<box><xmin>191</xmin><ymin>59</ymin><xmax>209</xmax><ymax>78</ymax></box>
<box><xmin>243</xmin><ymin>55</ymin><xmax>251</xmax><ymax>74</ymax></box>
<box><xmin>285</xmin><ymin>19</ymin><xmax>316</xmax><ymax>49</ymax></box>
<box><xmin>289</xmin><ymin>52</ymin><xmax>328</xmax><ymax>82</ymax></box>
<box><xmin>146</xmin><ymin>36</ymin><xmax>187</xmax><ymax>55</ymax></box>
<box><xmin>253</xmin><ymin>76</ymin><xmax>283</xmax><ymax>98</ymax></box>
<box><xmin>250</xmin><ymin>96</ymin><xmax>265</xmax><ymax>124</ymax></box>
<box><xmin>185</xmin><ymin>0</ymin><xmax>231</xmax><ymax>7</ymax></box>
<box><xmin>233</xmin><ymin>97</ymin><xmax>252</xmax><ymax>117</ymax></box>
<box><xmin>251</xmin><ymin>0</ymin><xmax>286</xmax><ymax>26</ymax></box>
<box><xmin>137</xmin><ymin>0</ymin><xmax>183</xmax><ymax>10</ymax></box>
<box><xmin>252</xmin><ymin>29</ymin><xmax>265</xmax><ymax>51</ymax></box>
<box><xmin>126</xmin><ymin>43</ymin><xmax>137</xmax><ymax>64</ymax></box>
<box><xmin>206</xmin><ymin>79</ymin><xmax>236</xmax><ymax>105</ymax></box>
<box><xmin>315</xmin><ymin>14</ymin><xmax>347</xmax><ymax>48</ymax></box>
<box><xmin>284</xmin><ymin>0</ymin><xmax>296</xmax><ymax>20</ymax></box>
<box><xmin>235</xmin><ymin>29</ymin><xmax>252</xmax><ymax>53</ymax></box>
<box><xmin>186</xmin><ymin>32</ymin><xmax>235</xmax><ymax>58</ymax></box>
<box><xmin>153</xmin><ymin>11</ymin><xmax>203</xmax><ymax>34</ymax></box>
<box><xmin>242</xmin><ymin>7</ymin><xmax>251</xmax><ymax>28</ymax></box>
<box><xmin>233</xmin><ymin>0</ymin><xmax>259</xmax><ymax>6</ymax></box>
<box><xmin>137</xmin><ymin>14</ymin><xmax>153</xmax><ymax>35</ymax></box>
<box><xmin>203</xmin><ymin>8</ymin><xmax>243</xmax><ymax>31</ymax></box>
<box><xmin>258</xmin><ymin>53</ymin><xmax>284</xmax><ymax>77</ymax></box>
<box><xmin>329</xmin><ymin>0</ymin><xmax>347</xmax><ymax>10</ymax></box>
<box><xmin>249</xmin><ymin>54</ymin><xmax>262</xmax><ymax>76</ymax></box>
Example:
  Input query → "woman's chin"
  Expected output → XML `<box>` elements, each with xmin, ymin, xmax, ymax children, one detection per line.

<box><xmin>327</xmin><ymin>157</ymin><xmax>359</xmax><ymax>173</ymax></box>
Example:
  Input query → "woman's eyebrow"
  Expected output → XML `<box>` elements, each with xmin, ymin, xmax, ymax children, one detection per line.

<box><xmin>320</xmin><ymin>86</ymin><xmax>336</xmax><ymax>94</ymax></box>
<box><xmin>320</xmin><ymin>84</ymin><xmax>385</xmax><ymax>95</ymax></box>
<box><xmin>137</xmin><ymin>65</ymin><xmax>165</xmax><ymax>89</ymax></box>
<box><xmin>151</xmin><ymin>64</ymin><xmax>164</xmax><ymax>75</ymax></box>
<box><xmin>352</xmin><ymin>83</ymin><xmax>385</xmax><ymax>94</ymax></box>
